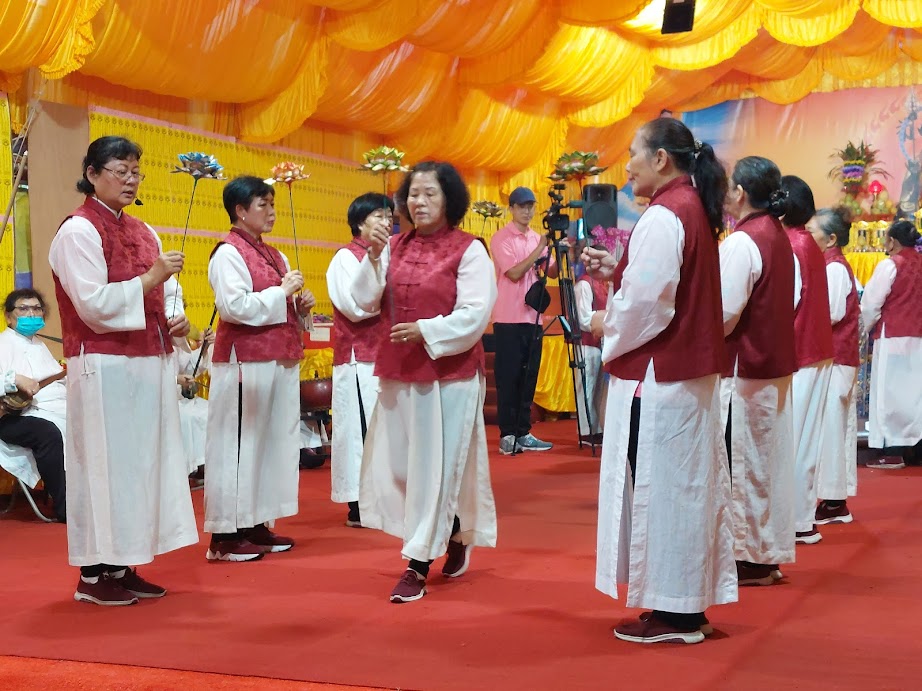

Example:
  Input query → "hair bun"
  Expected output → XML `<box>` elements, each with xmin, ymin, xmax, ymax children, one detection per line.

<box><xmin>833</xmin><ymin>205</ymin><xmax>853</xmax><ymax>225</ymax></box>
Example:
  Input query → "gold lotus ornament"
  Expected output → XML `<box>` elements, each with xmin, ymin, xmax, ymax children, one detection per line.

<box><xmin>549</xmin><ymin>151</ymin><xmax>608</xmax><ymax>183</ymax></box>
<box><xmin>472</xmin><ymin>200</ymin><xmax>504</xmax><ymax>236</ymax></box>
<box><xmin>362</xmin><ymin>146</ymin><xmax>409</xmax><ymax>174</ymax></box>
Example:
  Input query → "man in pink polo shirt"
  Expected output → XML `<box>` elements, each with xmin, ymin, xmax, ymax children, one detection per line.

<box><xmin>490</xmin><ymin>186</ymin><xmax>555</xmax><ymax>455</ymax></box>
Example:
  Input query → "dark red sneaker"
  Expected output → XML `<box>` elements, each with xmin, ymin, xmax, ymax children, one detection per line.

<box><xmin>866</xmin><ymin>457</ymin><xmax>905</xmax><ymax>470</ymax></box>
<box><xmin>815</xmin><ymin>500</ymin><xmax>853</xmax><ymax>525</ymax></box>
<box><xmin>74</xmin><ymin>575</ymin><xmax>139</xmax><ymax>606</ymax></box>
<box><xmin>206</xmin><ymin>537</ymin><xmax>265</xmax><ymax>562</ymax></box>
<box><xmin>241</xmin><ymin>525</ymin><xmax>294</xmax><ymax>553</ymax></box>
<box><xmin>614</xmin><ymin>613</ymin><xmax>704</xmax><ymax>644</ymax></box>
<box><xmin>796</xmin><ymin>527</ymin><xmax>823</xmax><ymax>545</ymax></box>
<box><xmin>640</xmin><ymin>611</ymin><xmax>712</xmax><ymax>635</ymax></box>
<box><xmin>112</xmin><ymin>568</ymin><xmax>166</xmax><ymax>598</ymax></box>
<box><xmin>441</xmin><ymin>540</ymin><xmax>472</xmax><ymax>578</ymax></box>
<box><xmin>390</xmin><ymin>569</ymin><xmax>426</xmax><ymax>603</ymax></box>
<box><xmin>736</xmin><ymin>561</ymin><xmax>775</xmax><ymax>586</ymax></box>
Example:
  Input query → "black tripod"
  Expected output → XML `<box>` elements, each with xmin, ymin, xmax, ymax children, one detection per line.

<box><xmin>508</xmin><ymin>231</ymin><xmax>598</xmax><ymax>456</ymax></box>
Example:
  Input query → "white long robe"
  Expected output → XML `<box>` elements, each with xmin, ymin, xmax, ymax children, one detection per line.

<box><xmin>204</xmin><ymin>243</ymin><xmax>301</xmax><ymax>533</ymax></box>
<box><xmin>861</xmin><ymin>258</ymin><xmax>922</xmax><ymax>448</ymax></box>
<box><xmin>353</xmin><ymin>240</ymin><xmax>498</xmax><ymax>562</ymax></box>
<box><xmin>0</xmin><ymin>329</ymin><xmax>67</xmax><ymax>487</ymax></box>
<box><xmin>574</xmin><ymin>280</ymin><xmax>605</xmax><ymax>436</ymax></box>
<box><xmin>816</xmin><ymin>262</ymin><xmax>858</xmax><ymax>501</ymax></box>
<box><xmin>789</xmin><ymin>248</ymin><xmax>833</xmax><ymax>533</ymax></box>
<box><xmin>48</xmin><ymin>210</ymin><xmax>197</xmax><ymax>567</ymax></box>
<box><xmin>717</xmin><ymin>231</ymin><xmax>795</xmax><ymax>564</ymax></box>
<box><xmin>326</xmin><ymin>247</ymin><xmax>380</xmax><ymax>504</ymax></box>
<box><xmin>596</xmin><ymin>205</ymin><xmax>737</xmax><ymax>612</ymax></box>
<box><xmin>175</xmin><ymin>343</ymin><xmax>210</xmax><ymax>474</ymax></box>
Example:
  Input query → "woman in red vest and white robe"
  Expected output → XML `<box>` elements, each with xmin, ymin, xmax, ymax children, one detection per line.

<box><xmin>583</xmin><ymin>118</ymin><xmax>737</xmax><ymax>644</ymax></box>
<box><xmin>204</xmin><ymin>176</ymin><xmax>314</xmax><ymax>562</ymax></box>
<box><xmin>860</xmin><ymin>219</ymin><xmax>922</xmax><ymax>469</ymax></box>
<box><xmin>352</xmin><ymin>161</ymin><xmax>497</xmax><ymax>604</ymax></box>
<box><xmin>719</xmin><ymin>156</ymin><xmax>796</xmax><ymax>587</ymax></box>
<box><xmin>807</xmin><ymin>207</ymin><xmax>861</xmax><ymax>521</ymax></box>
<box><xmin>574</xmin><ymin>270</ymin><xmax>608</xmax><ymax>443</ymax></box>
<box><xmin>780</xmin><ymin>176</ymin><xmax>834</xmax><ymax>545</ymax></box>
<box><xmin>325</xmin><ymin>192</ymin><xmax>393</xmax><ymax>527</ymax></box>
<box><xmin>49</xmin><ymin>136</ymin><xmax>198</xmax><ymax>606</ymax></box>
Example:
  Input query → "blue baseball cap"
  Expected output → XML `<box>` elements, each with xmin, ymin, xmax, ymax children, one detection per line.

<box><xmin>509</xmin><ymin>187</ymin><xmax>537</xmax><ymax>206</ymax></box>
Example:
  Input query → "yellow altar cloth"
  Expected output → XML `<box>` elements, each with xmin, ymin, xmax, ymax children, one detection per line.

<box><xmin>534</xmin><ymin>336</ymin><xmax>577</xmax><ymax>414</ymax></box>
<box><xmin>844</xmin><ymin>251</ymin><xmax>887</xmax><ymax>286</ymax></box>
<box><xmin>301</xmin><ymin>348</ymin><xmax>334</xmax><ymax>380</ymax></box>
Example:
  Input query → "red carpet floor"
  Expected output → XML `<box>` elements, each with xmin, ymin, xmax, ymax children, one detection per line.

<box><xmin>1</xmin><ymin>420</ymin><xmax>920</xmax><ymax>690</ymax></box>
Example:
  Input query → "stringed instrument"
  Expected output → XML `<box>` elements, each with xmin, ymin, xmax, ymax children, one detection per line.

<box><xmin>0</xmin><ymin>369</ymin><xmax>66</xmax><ymax>414</ymax></box>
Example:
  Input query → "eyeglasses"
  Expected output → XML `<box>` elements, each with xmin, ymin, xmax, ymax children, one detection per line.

<box><xmin>13</xmin><ymin>305</ymin><xmax>44</xmax><ymax>315</ymax></box>
<box><xmin>102</xmin><ymin>167</ymin><xmax>146</xmax><ymax>182</ymax></box>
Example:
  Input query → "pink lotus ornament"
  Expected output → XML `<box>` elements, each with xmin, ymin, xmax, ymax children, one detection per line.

<box><xmin>271</xmin><ymin>161</ymin><xmax>310</xmax><ymax>186</ymax></box>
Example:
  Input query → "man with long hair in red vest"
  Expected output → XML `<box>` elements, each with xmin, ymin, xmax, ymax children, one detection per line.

<box><xmin>583</xmin><ymin>118</ymin><xmax>737</xmax><ymax>644</ymax></box>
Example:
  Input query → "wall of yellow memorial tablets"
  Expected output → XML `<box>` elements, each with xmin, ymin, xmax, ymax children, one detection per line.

<box><xmin>0</xmin><ymin>97</ymin><xmax>15</xmax><ymax>309</ymax></box>
<box><xmin>87</xmin><ymin>108</ymin><xmax>518</xmax><ymax>331</ymax></box>
<box><xmin>89</xmin><ymin>109</ymin><xmax>383</xmax><ymax>330</ymax></box>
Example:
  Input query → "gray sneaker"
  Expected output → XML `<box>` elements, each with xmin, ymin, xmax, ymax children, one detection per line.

<box><xmin>499</xmin><ymin>435</ymin><xmax>522</xmax><ymax>455</ymax></box>
<box><xmin>516</xmin><ymin>433</ymin><xmax>552</xmax><ymax>451</ymax></box>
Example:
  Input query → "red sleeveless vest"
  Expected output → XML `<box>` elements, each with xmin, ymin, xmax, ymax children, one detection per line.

<box><xmin>53</xmin><ymin>197</ymin><xmax>173</xmax><ymax>358</ymax></box>
<box><xmin>211</xmin><ymin>229</ymin><xmax>303</xmax><ymax>363</ymax></box>
<box><xmin>787</xmin><ymin>227</ymin><xmax>834</xmax><ymax>368</ymax></box>
<box><xmin>332</xmin><ymin>240</ymin><xmax>386</xmax><ymax>366</ymax></box>
<box><xmin>374</xmin><ymin>226</ymin><xmax>485</xmax><ymax>383</ymax></box>
<box><xmin>606</xmin><ymin>176</ymin><xmax>726</xmax><ymax>383</ymax></box>
<box><xmin>873</xmin><ymin>247</ymin><xmax>922</xmax><ymax>339</ymax></box>
<box><xmin>825</xmin><ymin>248</ymin><xmax>860</xmax><ymax>367</ymax></box>
<box><xmin>725</xmin><ymin>213</ymin><xmax>796</xmax><ymax>379</ymax></box>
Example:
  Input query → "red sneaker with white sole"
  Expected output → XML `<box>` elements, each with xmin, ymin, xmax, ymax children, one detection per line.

<box><xmin>206</xmin><ymin>537</ymin><xmax>265</xmax><ymax>562</ymax></box>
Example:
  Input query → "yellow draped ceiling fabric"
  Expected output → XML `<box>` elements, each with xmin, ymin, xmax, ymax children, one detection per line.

<box><xmin>4</xmin><ymin>1</ymin><xmax>922</xmax><ymax>193</ymax></box>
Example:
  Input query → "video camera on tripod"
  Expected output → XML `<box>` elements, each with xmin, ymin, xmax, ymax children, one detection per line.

<box><xmin>543</xmin><ymin>182</ymin><xmax>619</xmax><ymax>239</ymax></box>
<box><xmin>542</xmin><ymin>183</ymin><xmax>582</xmax><ymax>236</ymax></box>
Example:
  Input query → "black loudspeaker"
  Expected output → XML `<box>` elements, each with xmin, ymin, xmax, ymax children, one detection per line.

<box><xmin>582</xmin><ymin>184</ymin><xmax>618</xmax><ymax>232</ymax></box>
<box><xmin>662</xmin><ymin>0</ymin><xmax>696</xmax><ymax>35</ymax></box>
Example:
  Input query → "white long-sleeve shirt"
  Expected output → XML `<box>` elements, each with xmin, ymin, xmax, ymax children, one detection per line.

<box><xmin>860</xmin><ymin>258</ymin><xmax>897</xmax><ymax>336</ymax></box>
<box><xmin>718</xmin><ymin>230</ymin><xmax>762</xmax><ymax>337</ymax></box>
<box><xmin>601</xmin><ymin>205</ymin><xmax>684</xmax><ymax>364</ymax></box>
<box><xmin>826</xmin><ymin>261</ymin><xmax>853</xmax><ymax>325</ymax></box>
<box><xmin>353</xmin><ymin>239</ymin><xmax>497</xmax><ymax>361</ymax></box>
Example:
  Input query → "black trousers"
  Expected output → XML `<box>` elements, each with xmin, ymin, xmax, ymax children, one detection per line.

<box><xmin>625</xmin><ymin>397</ymin><xmax>703</xmax><ymax>624</ymax></box>
<box><xmin>0</xmin><ymin>413</ymin><xmax>66</xmax><ymax>521</ymax></box>
<box><xmin>493</xmin><ymin>323</ymin><xmax>543</xmax><ymax>438</ymax></box>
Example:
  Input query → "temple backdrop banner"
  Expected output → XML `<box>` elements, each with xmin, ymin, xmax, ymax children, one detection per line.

<box><xmin>683</xmin><ymin>85</ymin><xmax>921</xmax><ymax>210</ymax></box>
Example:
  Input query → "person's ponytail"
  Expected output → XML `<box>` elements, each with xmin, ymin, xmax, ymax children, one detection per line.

<box><xmin>691</xmin><ymin>142</ymin><xmax>727</xmax><ymax>238</ymax></box>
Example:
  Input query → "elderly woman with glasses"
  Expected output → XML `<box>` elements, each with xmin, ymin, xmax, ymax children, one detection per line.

<box><xmin>48</xmin><ymin>135</ymin><xmax>198</xmax><ymax>607</ymax></box>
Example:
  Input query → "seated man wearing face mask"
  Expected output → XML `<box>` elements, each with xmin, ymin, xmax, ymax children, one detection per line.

<box><xmin>0</xmin><ymin>289</ymin><xmax>67</xmax><ymax>522</ymax></box>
